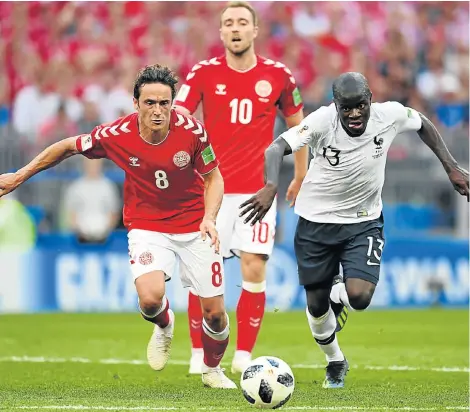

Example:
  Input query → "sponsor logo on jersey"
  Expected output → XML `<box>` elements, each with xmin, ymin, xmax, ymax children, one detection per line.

<box><xmin>201</xmin><ymin>144</ymin><xmax>216</xmax><ymax>165</ymax></box>
<box><xmin>407</xmin><ymin>108</ymin><xmax>414</xmax><ymax>118</ymax></box>
<box><xmin>81</xmin><ymin>134</ymin><xmax>93</xmax><ymax>151</ymax></box>
<box><xmin>129</xmin><ymin>157</ymin><xmax>140</xmax><ymax>167</ymax></box>
<box><xmin>139</xmin><ymin>251</ymin><xmax>154</xmax><ymax>266</ymax></box>
<box><xmin>292</xmin><ymin>87</ymin><xmax>302</xmax><ymax>106</ymax></box>
<box><xmin>173</xmin><ymin>151</ymin><xmax>191</xmax><ymax>168</ymax></box>
<box><xmin>215</xmin><ymin>84</ymin><xmax>227</xmax><ymax>95</ymax></box>
<box><xmin>255</xmin><ymin>80</ymin><xmax>272</xmax><ymax>98</ymax></box>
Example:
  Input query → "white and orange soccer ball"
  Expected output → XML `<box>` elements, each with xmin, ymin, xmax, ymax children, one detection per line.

<box><xmin>240</xmin><ymin>356</ymin><xmax>295</xmax><ymax>409</ymax></box>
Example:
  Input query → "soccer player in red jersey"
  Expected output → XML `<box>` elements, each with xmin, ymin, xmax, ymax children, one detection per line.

<box><xmin>173</xmin><ymin>1</ymin><xmax>308</xmax><ymax>374</ymax></box>
<box><xmin>0</xmin><ymin>65</ymin><xmax>237</xmax><ymax>389</ymax></box>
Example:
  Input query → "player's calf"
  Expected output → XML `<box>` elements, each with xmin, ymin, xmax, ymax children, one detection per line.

<box><xmin>233</xmin><ymin>252</ymin><xmax>268</xmax><ymax>373</ymax></box>
<box><xmin>187</xmin><ymin>289</ymin><xmax>204</xmax><ymax>374</ymax></box>
<box><xmin>305</xmin><ymin>286</ymin><xmax>348</xmax><ymax>388</ymax></box>
<box><xmin>200</xmin><ymin>297</ymin><xmax>236</xmax><ymax>388</ymax></box>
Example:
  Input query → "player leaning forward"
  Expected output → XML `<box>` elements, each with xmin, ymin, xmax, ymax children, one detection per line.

<box><xmin>240</xmin><ymin>72</ymin><xmax>469</xmax><ymax>388</ymax></box>
<box><xmin>0</xmin><ymin>65</ymin><xmax>238</xmax><ymax>389</ymax></box>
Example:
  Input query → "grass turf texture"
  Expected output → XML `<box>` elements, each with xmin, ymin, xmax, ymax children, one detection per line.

<box><xmin>0</xmin><ymin>309</ymin><xmax>468</xmax><ymax>411</ymax></box>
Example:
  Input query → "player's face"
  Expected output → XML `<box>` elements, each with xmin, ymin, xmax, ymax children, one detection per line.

<box><xmin>220</xmin><ymin>7</ymin><xmax>258</xmax><ymax>56</ymax></box>
<box><xmin>134</xmin><ymin>83</ymin><xmax>172</xmax><ymax>134</ymax></box>
<box><xmin>335</xmin><ymin>95</ymin><xmax>371</xmax><ymax>137</ymax></box>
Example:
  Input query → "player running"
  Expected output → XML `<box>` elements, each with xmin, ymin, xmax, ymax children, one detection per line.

<box><xmin>173</xmin><ymin>1</ymin><xmax>309</xmax><ymax>374</ymax></box>
<box><xmin>240</xmin><ymin>72</ymin><xmax>469</xmax><ymax>388</ymax></box>
<box><xmin>0</xmin><ymin>64</ymin><xmax>238</xmax><ymax>389</ymax></box>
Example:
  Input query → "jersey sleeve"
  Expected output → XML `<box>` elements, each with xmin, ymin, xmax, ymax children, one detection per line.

<box><xmin>75</xmin><ymin>131</ymin><xmax>107</xmax><ymax>159</ymax></box>
<box><xmin>278</xmin><ymin>66</ymin><xmax>304</xmax><ymax>118</ymax></box>
<box><xmin>385</xmin><ymin>101</ymin><xmax>422</xmax><ymax>133</ymax></box>
<box><xmin>281</xmin><ymin>106</ymin><xmax>331</xmax><ymax>152</ymax></box>
<box><xmin>173</xmin><ymin>63</ymin><xmax>205</xmax><ymax>114</ymax></box>
<box><xmin>193</xmin><ymin>122</ymin><xmax>219</xmax><ymax>175</ymax></box>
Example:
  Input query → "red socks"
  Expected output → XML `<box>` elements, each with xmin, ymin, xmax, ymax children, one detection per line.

<box><xmin>236</xmin><ymin>283</ymin><xmax>266</xmax><ymax>353</ymax></box>
<box><xmin>188</xmin><ymin>290</ymin><xmax>203</xmax><ymax>349</ymax></box>
<box><xmin>201</xmin><ymin>322</ymin><xmax>229</xmax><ymax>367</ymax></box>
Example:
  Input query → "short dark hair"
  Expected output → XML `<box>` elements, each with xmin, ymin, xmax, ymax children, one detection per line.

<box><xmin>332</xmin><ymin>72</ymin><xmax>371</xmax><ymax>101</ymax></box>
<box><xmin>220</xmin><ymin>1</ymin><xmax>258</xmax><ymax>26</ymax></box>
<box><xmin>133</xmin><ymin>64</ymin><xmax>179</xmax><ymax>101</ymax></box>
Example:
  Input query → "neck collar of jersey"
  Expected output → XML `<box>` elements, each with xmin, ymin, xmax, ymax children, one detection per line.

<box><xmin>223</xmin><ymin>54</ymin><xmax>258</xmax><ymax>73</ymax></box>
<box><xmin>137</xmin><ymin>113</ymin><xmax>170</xmax><ymax>146</ymax></box>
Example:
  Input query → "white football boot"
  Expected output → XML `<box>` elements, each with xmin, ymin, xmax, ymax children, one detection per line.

<box><xmin>231</xmin><ymin>350</ymin><xmax>252</xmax><ymax>374</ymax></box>
<box><xmin>147</xmin><ymin>309</ymin><xmax>175</xmax><ymax>371</ymax></box>
<box><xmin>189</xmin><ymin>348</ymin><xmax>204</xmax><ymax>374</ymax></box>
<box><xmin>202</xmin><ymin>364</ymin><xmax>237</xmax><ymax>389</ymax></box>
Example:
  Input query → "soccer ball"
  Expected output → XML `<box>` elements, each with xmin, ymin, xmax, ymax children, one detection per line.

<box><xmin>240</xmin><ymin>356</ymin><xmax>295</xmax><ymax>409</ymax></box>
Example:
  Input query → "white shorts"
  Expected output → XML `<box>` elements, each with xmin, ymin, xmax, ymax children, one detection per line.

<box><xmin>128</xmin><ymin>229</ymin><xmax>224</xmax><ymax>298</ymax></box>
<box><xmin>217</xmin><ymin>194</ymin><xmax>277</xmax><ymax>259</ymax></box>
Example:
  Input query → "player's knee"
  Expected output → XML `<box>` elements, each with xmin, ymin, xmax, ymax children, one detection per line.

<box><xmin>241</xmin><ymin>252</ymin><xmax>267</xmax><ymax>283</ymax></box>
<box><xmin>345</xmin><ymin>279</ymin><xmax>375</xmax><ymax>311</ymax></box>
<box><xmin>347</xmin><ymin>289</ymin><xmax>374</xmax><ymax>311</ymax></box>
<box><xmin>203</xmin><ymin>309</ymin><xmax>227</xmax><ymax>332</ymax></box>
<box><xmin>305</xmin><ymin>284</ymin><xmax>330</xmax><ymax>318</ymax></box>
<box><xmin>306</xmin><ymin>302</ymin><xmax>329</xmax><ymax>318</ymax></box>
<box><xmin>139</xmin><ymin>295</ymin><xmax>164</xmax><ymax>317</ymax></box>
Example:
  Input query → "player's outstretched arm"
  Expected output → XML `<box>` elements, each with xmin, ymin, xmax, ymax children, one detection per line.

<box><xmin>417</xmin><ymin>113</ymin><xmax>469</xmax><ymax>201</ymax></box>
<box><xmin>200</xmin><ymin>167</ymin><xmax>224</xmax><ymax>253</ymax></box>
<box><xmin>239</xmin><ymin>137</ymin><xmax>291</xmax><ymax>225</ymax></box>
<box><xmin>0</xmin><ymin>136</ymin><xmax>79</xmax><ymax>198</ymax></box>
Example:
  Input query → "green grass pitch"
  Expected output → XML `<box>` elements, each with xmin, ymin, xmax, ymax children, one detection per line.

<box><xmin>0</xmin><ymin>309</ymin><xmax>468</xmax><ymax>411</ymax></box>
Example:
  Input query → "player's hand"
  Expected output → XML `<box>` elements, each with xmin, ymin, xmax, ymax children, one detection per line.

<box><xmin>286</xmin><ymin>178</ymin><xmax>303</xmax><ymax>208</ymax></box>
<box><xmin>0</xmin><ymin>173</ymin><xmax>21</xmax><ymax>198</ymax></box>
<box><xmin>448</xmin><ymin>165</ymin><xmax>469</xmax><ymax>201</ymax></box>
<box><xmin>239</xmin><ymin>183</ymin><xmax>277</xmax><ymax>226</ymax></box>
<box><xmin>200</xmin><ymin>218</ymin><xmax>220</xmax><ymax>254</ymax></box>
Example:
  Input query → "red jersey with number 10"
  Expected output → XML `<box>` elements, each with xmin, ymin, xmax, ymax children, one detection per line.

<box><xmin>75</xmin><ymin>110</ymin><xmax>219</xmax><ymax>234</ymax></box>
<box><xmin>174</xmin><ymin>55</ymin><xmax>303</xmax><ymax>194</ymax></box>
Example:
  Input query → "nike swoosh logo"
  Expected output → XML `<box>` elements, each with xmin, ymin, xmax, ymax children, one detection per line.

<box><xmin>366</xmin><ymin>260</ymin><xmax>380</xmax><ymax>266</ymax></box>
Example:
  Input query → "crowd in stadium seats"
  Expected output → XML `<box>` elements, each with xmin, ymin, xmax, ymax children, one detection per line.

<box><xmin>1</xmin><ymin>2</ymin><xmax>468</xmax><ymax>137</ymax></box>
<box><xmin>0</xmin><ymin>1</ymin><xmax>468</xmax><ymax>235</ymax></box>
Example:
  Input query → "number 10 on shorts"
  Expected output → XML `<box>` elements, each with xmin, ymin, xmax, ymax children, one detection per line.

<box><xmin>252</xmin><ymin>222</ymin><xmax>269</xmax><ymax>244</ymax></box>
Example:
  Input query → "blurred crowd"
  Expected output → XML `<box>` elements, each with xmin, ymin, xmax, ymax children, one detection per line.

<box><xmin>1</xmin><ymin>2</ymin><xmax>469</xmax><ymax>141</ymax></box>
<box><xmin>0</xmin><ymin>1</ymin><xmax>468</xmax><ymax>237</ymax></box>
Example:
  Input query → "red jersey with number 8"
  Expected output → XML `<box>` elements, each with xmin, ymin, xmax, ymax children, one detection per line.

<box><xmin>75</xmin><ymin>110</ymin><xmax>219</xmax><ymax>234</ymax></box>
<box><xmin>174</xmin><ymin>55</ymin><xmax>303</xmax><ymax>194</ymax></box>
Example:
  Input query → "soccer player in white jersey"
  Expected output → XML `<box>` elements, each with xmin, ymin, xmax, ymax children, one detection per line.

<box><xmin>240</xmin><ymin>72</ymin><xmax>469</xmax><ymax>388</ymax></box>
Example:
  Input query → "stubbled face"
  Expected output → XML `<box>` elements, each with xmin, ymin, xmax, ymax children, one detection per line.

<box><xmin>134</xmin><ymin>83</ymin><xmax>172</xmax><ymax>134</ymax></box>
<box><xmin>335</xmin><ymin>94</ymin><xmax>371</xmax><ymax>136</ymax></box>
<box><xmin>220</xmin><ymin>7</ymin><xmax>258</xmax><ymax>56</ymax></box>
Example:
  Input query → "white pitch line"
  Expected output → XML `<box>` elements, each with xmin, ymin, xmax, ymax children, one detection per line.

<box><xmin>0</xmin><ymin>356</ymin><xmax>468</xmax><ymax>373</ymax></box>
<box><xmin>9</xmin><ymin>406</ymin><xmax>470</xmax><ymax>411</ymax></box>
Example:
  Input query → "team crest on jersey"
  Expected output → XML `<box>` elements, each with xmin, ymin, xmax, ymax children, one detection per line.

<box><xmin>139</xmin><ymin>251</ymin><xmax>154</xmax><ymax>266</ymax></box>
<box><xmin>173</xmin><ymin>151</ymin><xmax>191</xmax><ymax>168</ymax></box>
<box><xmin>255</xmin><ymin>80</ymin><xmax>272</xmax><ymax>98</ymax></box>
<box><xmin>372</xmin><ymin>135</ymin><xmax>384</xmax><ymax>159</ymax></box>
